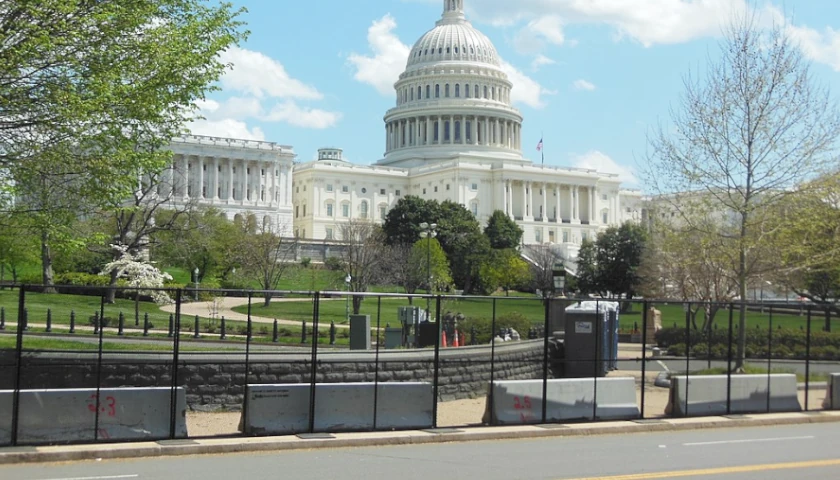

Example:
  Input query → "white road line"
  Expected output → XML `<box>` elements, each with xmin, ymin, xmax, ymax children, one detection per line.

<box><xmin>683</xmin><ymin>435</ymin><xmax>815</xmax><ymax>446</ymax></box>
<box><xmin>37</xmin><ymin>475</ymin><xmax>139</xmax><ymax>480</ymax></box>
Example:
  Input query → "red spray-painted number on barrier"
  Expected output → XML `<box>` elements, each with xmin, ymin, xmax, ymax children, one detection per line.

<box><xmin>513</xmin><ymin>395</ymin><xmax>535</xmax><ymax>423</ymax></box>
<box><xmin>86</xmin><ymin>394</ymin><xmax>117</xmax><ymax>417</ymax></box>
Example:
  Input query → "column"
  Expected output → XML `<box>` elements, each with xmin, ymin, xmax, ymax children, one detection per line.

<box><xmin>385</xmin><ymin>125</ymin><xmax>390</xmax><ymax>151</ymax></box>
<box><xmin>555</xmin><ymin>185</ymin><xmax>561</xmax><ymax>223</ymax></box>
<box><xmin>508</xmin><ymin>181</ymin><xmax>514</xmax><ymax>219</ymax></box>
<box><xmin>459</xmin><ymin>116</ymin><xmax>465</xmax><ymax>144</ymax></box>
<box><xmin>270</xmin><ymin>161</ymin><xmax>276</xmax><ymax>205</ymax></box>
<box><xmin>502</xmin><ymin>179</ymin><xmax>508</xmax><ymax>215</ymax></box>
<box><xmin>227</xmin><ymin>159</ymin><xmax>233</xmax><ymax>201</ymax></box>
<box><xmin>198</xmin><ymin>157</ymin><xmax>204</xmax><ymax>199</ymax></box>
<box><xmin>574</xmin><ymin>186</ymin><xmax>580</xmax><ymax>222</ymax></box>
<box><xmin>417</xmin><ymin>117</ymin><xmax>423</xmax><ymax>145</ymax></box>
<box><xmin>183</xmin><ymin>156</ymin><xmax>190</xmax><ymax>198</ymax></box>
<box><xmin>521</xmin><ymin>181</ymin><xmax>527</xmax><ymax>220</ymax></box>
<box><xmin>425</xmin><ymin>117</ymin><xmax>431</xmax><ymax>146</ymax></box>
<box><xmin>590</xmin><ymin>188</ymin><xmax>596</xmax><ymax>223</ymax></box>
<box><xmin>542</xmin><ymin>184</ymin><xmax>547</xmax><ymax>222</ymax></box>
<box><xmin>213</xmin><ymin>157</ymin><xmax>220</xmax><ymax>199</ymax></box>
<box><xmin>240</xmin><ymin>160</ymin><xmax>247</xmax><ymax>204</ymax></box>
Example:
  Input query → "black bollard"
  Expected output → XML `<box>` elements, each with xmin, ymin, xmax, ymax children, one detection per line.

<box><xmin>470</xmin><ymin>325</ymin><xmax>477</xmax><ymax>345</ymax></box>
<box><xmin>143</xmin><ymin>313</ymin><xmax>150</xmax><ymax>337</ymax></box>
<box><xmin>273</xmin><ymin>319</ymin><xmax>279</xmax><ymax>343</ymax></box>
<box><xmin>193</xmin><ymin>315</ymin><xmax>200</xmax><ymax>339</ymax></box>
<box><xmin>118</xmin><ymin>311</ymin><xmax>125</xmax><ymax>336</ymax></box>
<box><xmin>69</xmin><ymin>310</ymin><xmax>75</xmax><ymax>334</ymax></box>
<box><xmin>22</xmin><ymin>308</ymin><xmax>28</xmax><ymax>331</ymax></box>
<box><xmin>168</xmin><ymin>313</ymin><xmax>174</xmax><ymax>337</ymax></box>
<box><xmin>301</xmin><ymin>320</ymin><xmax>307</xmax><ymax>343</ymax></box>
<box><xmin>0</xmin><ymin>306</ymin><xmax>4</xmax><ymax>330</ymax></box>
<box><xmin>220</xmin><ymin>316</ymin><xmax>226</xmax><ymax>340</ymax></box>
<box><xmin>46</xmin><ymin>309</ymin><xmax>52</xmax><ymax>333</ymax></box>
<box><xmin>93</xmin><ymin>311</ymin><xmax>99</xmax><ymax>334</ymax></box>
<box><xmin>329</xmin><ymin>321</ymin><xmax>336</xmax><ymax>345</ymax></box>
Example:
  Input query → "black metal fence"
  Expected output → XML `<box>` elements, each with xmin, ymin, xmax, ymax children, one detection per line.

<box><xmin>0</xmin><ymin>284</ymin><xmax>837</xmax><ymax>446</ymax></box>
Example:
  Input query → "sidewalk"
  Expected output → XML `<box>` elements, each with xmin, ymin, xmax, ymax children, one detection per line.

<box><xmin>160</xmin><ymin>296</ymin><xmax>352</xmax><ymax>329</ymax></box>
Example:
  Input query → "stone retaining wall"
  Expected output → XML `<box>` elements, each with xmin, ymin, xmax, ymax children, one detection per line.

<box><xmin>0</xmin><ymin>340</ymin><xmax>552</xmax><ymax>411</ymax></box>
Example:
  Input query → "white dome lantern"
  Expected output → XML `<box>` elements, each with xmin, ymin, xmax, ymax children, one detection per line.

<box><xmin>379</xmin><ymin>0</ymin><xmax>525</xmax><ymax>167</ymax></box>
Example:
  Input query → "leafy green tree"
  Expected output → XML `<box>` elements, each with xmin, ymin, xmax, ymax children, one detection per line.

<box><xmin>575</xmin><ymin>239</ymin><xmax>599</xmax><ymax>296</ymax></box>
<box><xmin>410</xmin><ymin>237</ymin><xmax>453</xmax><ymax>294</ymax></box>
<box><xmin>484</xmin><ymin>210</ymin><xmax>523</xmax><ymax>249</ymax></box>
<box><xmin>0</xmin><ymin>216</ymin><xmax>38</xmax><ymax>284</ymax></box>
<box><xmin>481</xmin><ymin>249</ymin><xmax>531</xmax><ymax>296</ymax></box>
<box><xmin>382</xmin><ymin>196</ymin><xmax>442</xmax><ymax>246</ymax></box>
<box><xmin>1</xmin><ymin>0</ymin><xmax>247</xmax><ymax>210</ymax></box>
<box><xmin>233</xmin><ymin>221</ymin><xmax>298</xmax><ymax>306</ymax></box>
<box><xmin>595</xmin><ymin>223</ymin><xmax>647</xmax><ymax>301</ymax></box>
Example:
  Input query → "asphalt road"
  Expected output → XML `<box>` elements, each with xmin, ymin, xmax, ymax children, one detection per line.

<box><xmin>2</xmin><ymin>423</ymin><xmax>840</xmax><ymax>480</ymax></box>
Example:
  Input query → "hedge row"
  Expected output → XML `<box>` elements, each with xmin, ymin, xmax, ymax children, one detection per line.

<box><xmin>655</xmin><ymin>326</ymin><xmax>840</xmax><ymax>360</ymax></box>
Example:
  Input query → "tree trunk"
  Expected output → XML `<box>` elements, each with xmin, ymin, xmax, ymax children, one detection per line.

<box><xmin>105</xmin><ymin>269</ymin><xmax>119</xmax><ymax>304</ymax></box>
<box><xmin>352</xmin><ymin>294</ymin><xmax>363</xmax><ymax>315</ymax></box>
<box><xmin>40</xmin><ymin>231</ymin><xmax>56</xmax><ymax>293</ymax></box>
<box><xmin>825</xmin><ymin>308</ymin><xmax>832</xmax><ymax>333</ymax></box>
<box><xmin>263</xmin><ymin>292</ymin><xmax>273</xmax><ymax>307</ymax></box>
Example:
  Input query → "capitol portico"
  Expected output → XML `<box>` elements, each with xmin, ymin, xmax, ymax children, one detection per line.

<box><xmin>170</xmin><ymin>0</ymin><xmax>642</xmax><ymax>262</ymax></box>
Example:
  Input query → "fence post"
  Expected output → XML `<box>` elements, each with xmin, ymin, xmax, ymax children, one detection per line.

<box><xmin>805</xmin><ymin>306</ymin><xmax>812</xmax><ymax>411</ymax></box>
<box><xmin>684</xmin><ymin>303</ymin><xmax>691</xmax><ymax>417</ymax></box>
<box><xmin>766</xmin><ymin>306</ymin><xmax>773</xmax><ymax>413</ymax></box>
<box><xmin>640</xmin><ymin>301</ymin><xmax>648</xmax><ymax>419</ymax></box>
<box><xmin>470</xmin><ymin>325</ymin><xmax>476</xmax><ymax>345</ymax></box>
<box><xmin>143</xmin><ymin>313</ymin><xmax>150</xmax><ymax>337</ymax></box>
<box><xmin>272</xmin><ymin>319</ymin><xmax>279</xmax><ymax>343</ymax></box>
<box><xmin>93</xmin><ymin>292</ymin><xmax>107</xmax><ymax>442</ymax></box>
<box><xmin>118</xmin><ymin>311</ymin><xmax>125</xmax><ymax>336</ymax></box>
<box><xmin>329</xmin><ymin>321</ymin><xmax>336</xmax><ymax>345</ymax></box>
<box><xmin>726</xmin><ymin>304</ymin><xmax>734</xmax><ymax>415</ymax></box>
<box><xmin>301</xmin><ymin>320</ymin><xmax>307</xmax><ymax>344</ymax></box>
<box><xmin>541</xmin><ymin>297</ymin><xmax>550</xmax><ymax>423</ymax></box>
<box><xmin>193</xmin><ymin>315</ymin><xmax>200</xmax><ymax>339</ymax></box>
<box><xmin>93</xmin><ymin>311</ymin><xmax>99</xmax><ymax>335</ymax></box>
<box><xmin>11</xmin><ymin>285</ymin><xmax>27</xmax><ymax>446</ymax></box>
<box><xmin>220</xmin><ymin>316</ymin><xmax>226</xmax><ymax>340</ymax></box>
<box><xmin>243</xmin><ymin>293</ymin><xmax>253</xmax><ymax>434</ymax></box>
<box><xmin>22</xmin><ymin>308</ymin><xmax>28</xmax><ymax>331</ymax></box>
<box><xmin>169</xmin><ymin>289</ymin><xmax>183</xmax><ymax>440</ymax></box>
<box><xmin>307</xmin><ymin>292</ymin><xmax>320</xmax><ymax>434</ymax></box>
<box><xmin>46</xmin><ymin>309</ymin><xmax>52</xmax><ymax>333</ymax></box>
<box><xmin>0</xmin><ymin>306</ymin><xmax>4</xmax><ymax>330</ymax></box>
<box><xmin>373</xmin><ymin>296</ymin><xmax>383</xmax><ymax>430</ymax></box>
<box><xmin>488</xmin><ymin>298</ymin><xmax>498</xmax><ymax>426</ymax></box>
<box><xmin>69</xmin><ymin>310</ymin><xmax>75</xmax><ymax>334</ymax></box>
<box><xmin>431</xmin><ymin>295</ymin><xmax>442</xmax><ymax>428</ymax></box>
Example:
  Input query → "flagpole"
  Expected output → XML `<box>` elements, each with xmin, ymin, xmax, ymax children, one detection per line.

<box><xmin>541</xmin><ymin>131</ymin><xmax>544</xmax><ymax>165</ymax></box>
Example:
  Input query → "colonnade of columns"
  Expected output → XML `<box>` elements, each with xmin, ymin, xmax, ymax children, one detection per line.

<box><xmin>385</xmin><ymin>115</ymin><xmax>521</xmax><ymax>152</ymax></box>
<box><xmin>500</xmin><ymin>180</ymin><xmax>603</xmax><ymax>225</ymax></box>
<box><xmin>164</xmin><ymin>155</ymin><xmax>292</xmax><ymax>207</ymax></box>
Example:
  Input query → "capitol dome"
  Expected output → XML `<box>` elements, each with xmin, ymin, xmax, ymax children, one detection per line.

<box><xmin>379</xmin><ymin>0</ymin><xmax>525</xmax><ymax>167</ymax></box>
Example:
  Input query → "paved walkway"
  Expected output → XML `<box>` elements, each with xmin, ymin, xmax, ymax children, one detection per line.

<box><xmin>159</xmin><ymin>296</ymin><xmax>352</xmax><ymax>329</ymax></box>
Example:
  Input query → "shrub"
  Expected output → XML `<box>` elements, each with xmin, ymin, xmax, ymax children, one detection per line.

<box><xmin>654</xmin><ymin>326</ymin><xmax>840</xmax><ymax>360</ymax></box>
<box><xmin>457</xmin><ymin>312</ymin><xmax>533</xmax><ymax>344</ymax></box>
<box><xmin>324</xmin><ymin>256</ymin><xmax>345</xmax><ymax>271</ymax></box>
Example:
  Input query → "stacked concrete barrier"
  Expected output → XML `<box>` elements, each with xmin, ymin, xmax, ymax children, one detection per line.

<box><xmin>240</xmin><ymin>382</ymin><xmax>434</xmax><ymax>435</ymax></box>
<box><xmin>823</xmin><ymin>373</ymin><xmax>840</xmax><ymax>410</ymax></box>
<box><xmin>0</xmin><ymin>387</ymin><xmax>187</xmax><ymax>445</ymax></box>
<box><xmin>481</xmin><ymin>377</ymin><xmax>639</xmax><ymax>425</ymax></box>
<box><xmin>666</xmin><ymin>374</ymin><xmax>801</xmax><ymax>417</ymax></box>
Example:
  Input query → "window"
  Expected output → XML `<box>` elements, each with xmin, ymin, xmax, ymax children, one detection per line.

<box><xmin>471</xmin><ymin>183</ymin><xmax>478</xmax><ymax>191</ymax></box>
<box><xmin>296</xmin><ymin>186</ymin><xmax>299</xmax><ymax>193</ymax></box>
<box><xmin>247</xmin><ymin>168</ymin><xmax>250</xmax><ymax>175</ymax></box>
<box><xmin>582</xmin><ymin>232</ymin><xmax>588</xmax><ymax>242</ymax></box>
<box><xmin>535</xmin><ymin>229</ymin><xmax>542</xmax><ymax>242</ymax></box>
<box><xmin>484</xmin><ymin>86</ymin><xmax>488</xmax><ymax>98</ymax></box>
<box><xmin>326</xmin><ymin>203</ymin><xmax>334</xmax><ymax>217</ymax></box>
<box><xmin>435</xmin><ymin>84</ymin><xmax>440</xmax><ymax>98</ymax></box>
<box><xmin>465</xmin><ymin>84</ymin><xmax>470</xmax><ymax>97</ymax></box>
<box><xmin>342</xmin><ymin>185</ymin><xmax>349</xmax><ymax>193</ymax></box>
<box><xmin>471</xmin><ymin>202</ymin><xmax>478</xmax><ymax>216</ymax></box>
<box><xmin>361</xmin><ymin>187</ymin><xmax>367</xmax><ymax>194</ymax></box>
<box><xmin>423</xmin><ymin>188</ymin><xmax>427</xmax><ymax>195</ymax></box>
<box><xmin>434</xmin><ymin>121</ymin><xmax>439</xmax><ymax>141</ymax></box>
<box><xmin>562</xmin><ymin>231</ymin><xmax>569</xmax><ymax>243</ymax></box>
<box><xmin>342</xmin><ymin>203</ymin><xmax>349</xmax><ymax>217</ymax></box>
<box><xmin>426</xmin><ymin>85</ymin><xmax>430</xmax><ymax>98</ymax></box>
<box><xmin>455</xmin><ymin>84</ymin><xmax>460</xmax><ymax>97</ymax></box>
<box><xmin>360</xmin><ymin>201</ymin><xmax>368</xmax><ymax>219</ymax></box>
<box><xmin>418</xmin><ymin>86</ymin><xmax>422</xmax><ymax>99</ymax></box>
<box><xmin>445</xmin><ymin>83</ymin><xmax>450</xmax><ymax>97</ymax></box>
<box><xmin>303</xmin><ymin>185</ymin><xmax>306</xmax><ymax>192</ymax></box>
<box><xmin>474</xmin><ymin>85</ymin><xmax>479</xmax><ymax>98</ymax></box>
<box><xmin>326</xmin><ymin>184</ymin><xmax>334</xmax><ymax>192</ymax></box>
<box><xmin>302</xmin><ymin>205</ymin><xmax>306</xmax><ymax>217</ymax></box>
<box><xmin>295</xmin><ymin>205</ymin><xmax>299</xmax><ymax>218</ymax></box>
<box><xmin>444</xmin><ymin>121</ymin><xmax>450</xmax><ymax>141</ymax></box>
<box><xmin>434</xmin><ymin>186</ymin><xmax>438</xmax><ymax>192</ymax></box>
<box><xmin>380</xmin><ymin>205</ymin><xmax>387</xmax><ymax>220</ymax></box>
<box><xmin>202</xmin><ymin>164</ymin><xmax>206</xmax><ymax>171</ymax></box>
<box><xmin>395</xmin><ymin>189</ymin><xmax>401</xmax><ymax>196</ymax></box>
<box><xmin>446</xmin><ymin>184</ymin><xmax>450</xmax><ymax>191</ymax></box>
<box><xmin>410</xmin><ymin>89</ymin><xmax>414</xmax><ymax>101</ymax></box>
<box><xmin>601</xmin><ymin>193</ymin><xmax>607</xmax><ymax>200</ymax></box>
<box><xmin>379</xmin><ymin>188</ymin><xmax>386</xmax><ymax>195</ymax></box>
<box><xmin>326</xmin><ymin>228</ymin><xmax>334</xmax><ymax>240</ymax></box>
<box><xmin>454</xmin><ymin>121</ymin><xmax>460</xmax><ymax>141</ymax></box>
<box><xmin>261</xmin><ymin>168</ymin><xmax>265</xmax><ymax>176</ymax></box>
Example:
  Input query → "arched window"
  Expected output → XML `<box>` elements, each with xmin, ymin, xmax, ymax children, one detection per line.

<box><xmin>426</xmin><ymin>85</ymin><xmax>431</xmax><ymax>98</ymax></box>
<box><xmin>466</xmin><ymin>121</ymin><xmax>471</xmax><ymax>142</ymax></box>
<box><xmin>465</xmin><ymin>84</ymin><xmax>470</xmax><ymax>98</ymax></box>
<box><xmin>454</xmin><ymin>120</ymin><xmax>461</xmax><ymax>141</ymax></box>
<box><xmin>418</xmin><ymin>86</ymin><xmax>422</xmax><ymax>99</ymax></box>
<box><xmin>491</xmin><ymin>86</ymin><xmax>496</xmax><ymax>100</ymax></box>
<box><xmin>435</xmin><ymin>84</ymin><xmax>440</xmax><ymax>98</ymax></box>
<box><xmin>434</xmin><ymin>121</ymin><xmax>439</xmax><ymax>141</ymax></box>
<box><xmin>445</xmin><ymin>84</ymin><xmax>450</xmax><ymax>97</ymax></box>
<box><xmin>444</xmin><ymin>121</ymin><xmax>451</xmax><ymax>141</ymax></box>
<box><xmin>455</xmin><ymin>84</ymin><xmax>460</xmax><ymax>97</ymax></box>
<box><xmin>474</xmin><ymin>85</ymin><xmax>479</xmax><ymax>98</ymax></box>
<box><xmin>410</xmin><ymin>88</ymin><xmax>414</xmax><ymax>101</ymax></box>
<box><xmin>484</xmin><ymin>86</ymin><xmax>488</xmax><ymax>98</ymax></box>
<box><xmin>360</xmin><ymin>201</ymin><xmax>369</xmax><ymax>219</ymax></box>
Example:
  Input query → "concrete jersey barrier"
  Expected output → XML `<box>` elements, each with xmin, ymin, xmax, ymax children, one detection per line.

<box><xmin>824</xmin><ymin>373</ymin><xmax>840</xmax><ymax>410</ymax></box>
<box><xmin>240</xmin><ymin>382</ymin><xmax>434</xmax><ymax>435</ymax></box>
<box><xmin>666</xmin><ymin>374</ymin><xmax>801</xmax><ymax>417</ymax></box>
<box><xmin>0</xmin><ymin>387</ymin><xmax>187</xmax><ymax>445</ymax></box>
<box><xmin>481</xmin><ymin>377</ymin><xmax>639</xmax><ymax>425</ymax></box>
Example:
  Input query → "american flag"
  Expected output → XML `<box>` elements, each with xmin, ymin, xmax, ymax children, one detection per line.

<box><xmin>536</xmin><ymin>138</ymin><xmax>543</xmax><ymax>151</ymax></box>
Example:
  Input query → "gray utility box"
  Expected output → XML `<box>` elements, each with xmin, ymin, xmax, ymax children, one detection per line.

<box><xmin>563</xmin><ymin>301</ymin><xmax>619</xmax><ymax>378</ymax></box>
<box><xmin>349</xmin><ymin>314</ymin><xmax>371</xmax><ymax>350</ymax></box>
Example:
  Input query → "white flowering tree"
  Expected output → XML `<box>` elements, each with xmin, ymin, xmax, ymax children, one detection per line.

<box><xmin>100</xmin><ymin>244</ymin><xmax>173</xmax><ymax>305</ymax></box>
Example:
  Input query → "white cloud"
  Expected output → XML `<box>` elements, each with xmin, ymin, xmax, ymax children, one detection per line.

<box><xmin>769</xmin><ymin>8</ymin><xmax>840</xmax><ymax>71</ymax></box>
<box><xmin>188</xmin><ymin>118</ymin><xmax>266</xmax><ymax>141</ymax></box>
<box><xmin>514</xmin><ymin>15</ymin><xmax>566</xmax><ymax>54</ymax></box>
<box><xmin>219</xmin><ymin>46</ymin><xmax>323</xmax><ymax>100</ymax></box>
<box><xmin>531</xmin><ymin>54</ymin><xmax>556</xmax><ymax>71</ymax></box>
<box><xmin>499</xmin><ymin>60</ymin><xmax>554</xmax><ymax>109</ymax></box>
<box><xmin>572</xmin><ymin>151</ymin><xmax>637</xmax><ymax>185</ymax></box>
<box><xmin>347</xmin><ymin>14</ymin><xmax>411</xmax><ymax>96</ymax></box>
<box><xmin>261</xmin><ymin>102</ymin><xmax>343</xmax><ymax>129</ymax></box>
<box><xmin>573</xmin><ymin>79</ymin><xmax>596</xmax><ymax>91</ymax></box>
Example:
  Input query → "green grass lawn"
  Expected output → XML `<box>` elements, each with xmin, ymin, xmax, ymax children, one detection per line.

<box><xmin>0</xmin><ymin>334</ymin><xmax>240</xmax><ymax>352</ymax></box>
<box><xmin>620</xmin><ymin>303</ymin><xmax>813</xmax><ymax>331</ymax></box>
<box><xmin>683</xmin><ymin>364</ymin><xmax>829</xmax><ymax>383</ymax></box>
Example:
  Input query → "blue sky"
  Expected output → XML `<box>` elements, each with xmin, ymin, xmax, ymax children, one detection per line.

<box><xmin>189</xmin><ymin>0</ymin><xmax>840</xmax><ymax>189</ymax></box>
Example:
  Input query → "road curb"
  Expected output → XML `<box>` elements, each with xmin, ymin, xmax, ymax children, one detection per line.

<box><xmin>2</xmin><ymin>411</ymin><xmax>839</xmax><ymax>465</ymax></box>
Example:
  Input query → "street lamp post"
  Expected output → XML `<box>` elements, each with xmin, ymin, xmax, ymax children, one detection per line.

<box><xmin>193</xmin><ymin>267</ymin><xmax>200</xmax><ymax>302</ymax></box>
<box><xmin>345</xmin><ymin>273</ymin><xmax>352</xmax><ymax>321</ymax></box>
<box><xmin>419</xmin><ymin>222</ymin><xmax>437</xmax><ymax>320</ymax></box>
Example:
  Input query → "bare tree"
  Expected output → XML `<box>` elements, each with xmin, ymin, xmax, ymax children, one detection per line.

<box><xmin>645</xmin><ymin>12</ymin><xmax>840</xmax><ymax>370</ymax></box>
<box><xmin>523</xmin><ymin>244</ymin><xmax>565</xmax><ymax>298</ymax></box>
<box><xmin>234</xmin><ymin>217</ymin><xmax>298</xmax><ymax>306</ymax></box>
<box><xmin>340</xmin><ymin>220</ymin><xmax>388</xmax><ymax>314</ymax></box>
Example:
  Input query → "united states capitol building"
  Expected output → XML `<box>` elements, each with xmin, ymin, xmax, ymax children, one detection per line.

<box><xmin>168</xmin><ymin>0</ymin><xmax>641</xmax><ymax>261</ymax></box>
